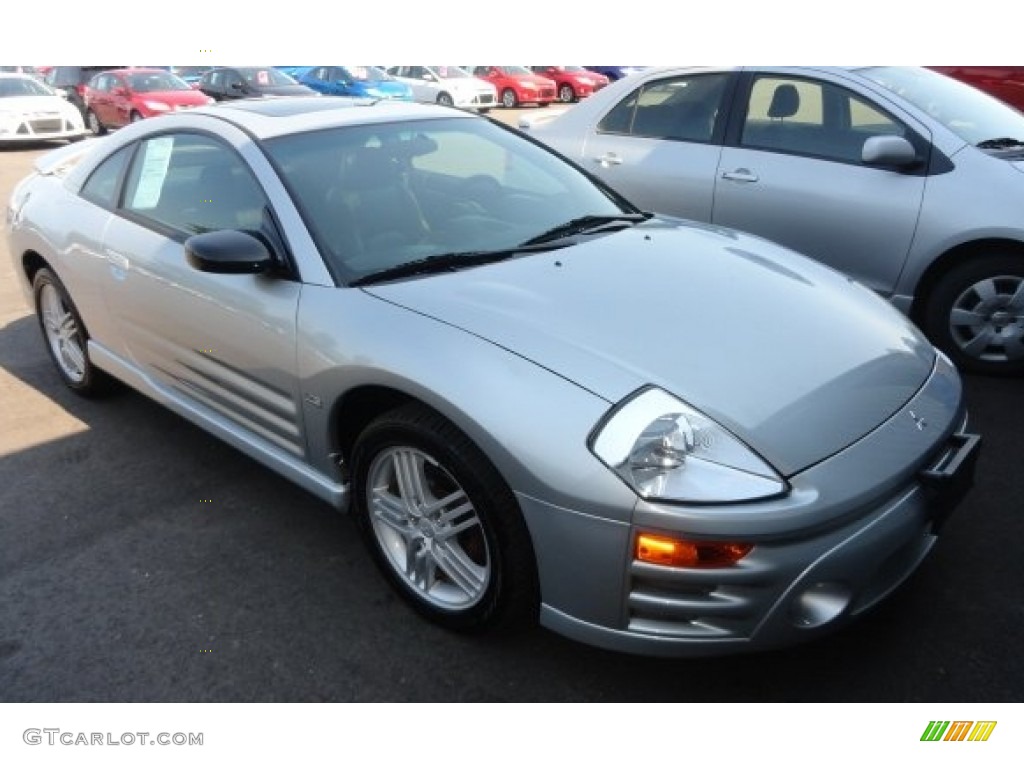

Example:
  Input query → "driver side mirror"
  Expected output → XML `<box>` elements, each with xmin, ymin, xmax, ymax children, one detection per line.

<box><xmin>185</xmin><ymin>230</ymin><xmax>273</xmax><ymax>275</ymax></box>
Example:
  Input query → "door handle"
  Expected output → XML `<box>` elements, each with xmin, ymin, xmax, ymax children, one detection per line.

<box><xmin>105</xmin><ymin>249</ymin><xmax>130</xmax><ymax>271</ymax></box>
<box><xmin>721</xmin><ymin>168</ymin><xmax>759</xmax><ymax>182</ymax></box>
<box><xmin>593</xmin><ymin>153</ymin><xmax>623</xmax><ymax>167</ymax></box>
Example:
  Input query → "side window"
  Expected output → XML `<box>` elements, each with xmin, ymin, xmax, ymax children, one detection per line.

<box><xmin>80</xmin><ymin>144</ymin><xmax>133</xmax><ymax>208</ymax></box>
<box><xmin>741</xmin><ymin>76</ymin><xmax>909</xmax><ymax>164</ymax></box>
<box><xmin>121</xmin><ymin>133</ymin><xmax>267</xmax><ymax>236</ymax></box>
<box><xmin>598</xmin><ymin>74</ymin><xmax>728</xmax><ymax>142</ymax></box>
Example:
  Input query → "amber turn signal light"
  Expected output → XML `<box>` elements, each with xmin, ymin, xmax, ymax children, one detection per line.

<box><xmin>636</xmin><ymin>533</ymin><xmax>752</xmax><ymax>568</ymax></box>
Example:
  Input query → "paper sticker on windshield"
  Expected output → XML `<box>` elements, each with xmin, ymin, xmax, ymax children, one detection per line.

<box><xmin>257</xmin><ymin>70</ymin><xmax>270</xmax><ymax>85</ymax></box>
<box><xmin>129</xmin><ymin>137</ymin><xmax>174</xmax><ymax>210</ymax></box>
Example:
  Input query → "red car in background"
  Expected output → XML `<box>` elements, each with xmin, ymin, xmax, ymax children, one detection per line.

<box><xmin>84</xmin><ymin>68</ymin><xmax>214</xmax><ymax>133</ymax></box>
<box><xmin>928</xmin><ymin>67</ymin><xmax>1024</xmax><ymax>111</ymax></box>
<box><xmin>530</xmin><ymin>66</ymin><xmax>609</xmax><ymax>103</ymax></box>
<box><xmin>470</xmin><ymin>66</ymin><xmax>556</xmax><ymax>108</ymax></box>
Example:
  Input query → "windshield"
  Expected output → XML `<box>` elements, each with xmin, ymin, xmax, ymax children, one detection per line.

<box><xmin>429</xmin><ymin>66</ymin><xmax>470</xmax><ymax>80</ymax></box>
<box><xmin>860</xmin><ymin>66</ymin><xmax>1024</xmax><ymax>146</ymax></box>
<box><xmin>238</xmin><ymin>68</ymin><xmax>298</xmax><ymax>87</ymax></box>
<box><xmin>171</xmin><ymin>66</ymin><xmax>209</xmax><ymax>79</ymax></box>
<box><xmin>265</xmin><ymin>117</ymin><xmax>631</xmax><ymax>284</ymax></box>
<box><xmin>127</xmin><ymin>72</ymin><xmax>191</xmax><ymax>92</ymax></box>
<box><xmin>501</xmin><ymin>66</ymin><xmax>533</xmax><ymax>76</ymax></box>
<box><xmin>339</xmin><ymin>66</ymin><xmax>390</xmax><ymax>82</ymax></box>
<box><xmin>0</xmin><ymin>77</ymin><xmax>54</xmax><ymax>97</ymax></box>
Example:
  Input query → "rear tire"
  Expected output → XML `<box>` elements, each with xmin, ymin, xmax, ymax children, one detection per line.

<box><xmin>922</xmin><ymin>252</ymin><xmax>1024</xmax><ymax>375</ymax></box>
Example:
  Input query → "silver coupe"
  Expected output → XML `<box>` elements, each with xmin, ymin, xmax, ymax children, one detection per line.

<box><xmin>5</xmin><ymin>97</ymin><xmax>979</xmax><ymax>656</ymax></box>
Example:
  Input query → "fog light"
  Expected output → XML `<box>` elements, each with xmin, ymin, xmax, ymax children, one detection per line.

<box><xmin>790</xmin><ymin>582</ymin><xmax>852</xmax><ymax>628</ymax></box>
<box><xmin>635</xmin><ymin>533</ymin><xmax>752</xmax><ymax>568</ymax></box>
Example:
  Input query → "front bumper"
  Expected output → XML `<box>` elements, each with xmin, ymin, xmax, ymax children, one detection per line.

<box><xmin>524</xmin><ymin>354</ymin><xmax>979</xmax><ymax>656</ymax></box>
<box><xmin>0</xmin><ymin>115</ymin><xmax>87</xmax><ymax>141</ymax></box>
<box><xmin>455</xmin><ymin>91</ymin><xmax>496</xmax><ymax>110</ymax></box>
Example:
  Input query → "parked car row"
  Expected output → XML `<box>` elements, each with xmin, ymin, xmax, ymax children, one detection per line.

<box><xmin>524</xmin><ymin>65</ymin><xmax>1024</xmax><ymax>375</ymax></box>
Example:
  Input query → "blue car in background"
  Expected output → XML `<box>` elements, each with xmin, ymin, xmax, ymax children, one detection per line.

<box><xmin>298</xmin><ymin>66</ymin><xmax>412</xmax><ymax>100</ymax></box>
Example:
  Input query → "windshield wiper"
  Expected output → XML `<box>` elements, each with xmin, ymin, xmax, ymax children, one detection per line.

<box><xmin>520</xmin><ymin>212</ymin><xmax>651</xmax><ymax>246</ymax></box>
<box><xmin>976</xmin><ymin>137</ymin><xmax>1024</xmax><ymax>149</ymax></box>
<box><xmin>350</xmin><ymin>242</ymin><xmax>569</xmax><ymax>287</ymax></box>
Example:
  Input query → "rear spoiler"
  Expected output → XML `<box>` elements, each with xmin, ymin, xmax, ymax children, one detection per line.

<box><xmin>33</xmin><ymin>137</ymin><xmax>108</xmax><ymax>177</ymax></box>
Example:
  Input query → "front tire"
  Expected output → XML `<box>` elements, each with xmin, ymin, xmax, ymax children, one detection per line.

<box><xmin>558</xmin><ymin>83</ymin><xmax>575</xmax><ymax>103</ymax></box>
<box><xmin>922</xmin><ymin>252</ymin><xmax>1024</xmax><ymax>375</ymax></box>
<box><xmin>435</xmin><ymin>91</ymin><xmax>454</xmax><ymax>107</ymax></box>
<box><xmin>351</xmin><ymin>403</ymin><xmax>538</xmax><ymax>632</ymax></box>
<box><xmin>33</xmin><ymin>268</ymin><xmax>114</xmax><ymax>396</ymax></box>
<box><xmin>501</xmin><ymin>88</ymin><xmax>518</xmax><ymax>108</ymax></box>
<box><xmin>86</xmin><ymin>109</ymin><xmax>105</xmax><ymax>136</ymax></box>
<box><xmin>130</xmin><ymin>111</ymin><xmax>143</xmax><ymax>123</ymax></box>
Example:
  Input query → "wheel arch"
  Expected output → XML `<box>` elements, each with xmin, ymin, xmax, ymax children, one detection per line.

<box><xmin>909</xmin><ymin>238</ymin><xmax>1024</xmax><ymax>324</ymax></box>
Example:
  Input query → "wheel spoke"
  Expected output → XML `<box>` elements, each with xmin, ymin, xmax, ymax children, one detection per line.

<box><xmin>1007</xmin><ymin>280</ymin><xmax>1024</xmax><ymax>312</ymax></box>
<box><xmin>433</xmin><ymin>541</ymin><xmax>486</xmax><ymax>598</ymax></box>
<box><xmin>425</xmin><ymin>487</ymin><xmax>470</xmax><ymax>517</ymax></box>
<box><xmin>393</xmin><ymin>450</ymin><xmax>428</xmax><ymax>515</ymax></box>
<box><xmin>406</xmin><ymin>542</ymin><xmax>434</xmax><ymax>591</ymax></box>
<box><xmin>950</xmin><ymin>308</ymin><xmax>984</xmax><ymax>328</ymax></box>
<box><xmin>436</xmin><ymin>514</ymin><xmax>478</xmax><ymax>542</ymax></box>
<box><xmin>61</xmin><ymin>339</ymin><xmax>86</xmax><ymax>375</ymax></box>
<box><xmin>1002</xmin><ymin>328</ymin><xmax>1024</xmax><ymax>361</ymax></box>
<box><xmin>972</xmin><ymin>278</ymin><xmax>997</xmax><ymax>303</ymax></box>
<box><xmin>962</xmin><ymin>325</ymin><xmax>996</xmax><ymax>355</ymax></box>
<box><xmin>58</xmin><ymin>313</ymin><xmax>77</xmax><ymax>335</ymax></box>
<box><xmin>371</xmin><ymin>489</ymin><xmax>413</xmax><ymax>534</ymax></box>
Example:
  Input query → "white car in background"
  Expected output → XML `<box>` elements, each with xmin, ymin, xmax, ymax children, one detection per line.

<box><xmin>0</xmin><ymin>73</ymin><xmax>88</xmax><ymax>143</ymax></box>
<box><xmin>386</xmin><ymin>66</ymin><xmax>496</xmax><ymax>112</ymax></box>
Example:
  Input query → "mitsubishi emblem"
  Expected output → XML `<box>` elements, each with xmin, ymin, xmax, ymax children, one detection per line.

<box><xmin>909</xmin><ymin>410</ymin><xmax>927</xmax><ymax>431</ymax></box>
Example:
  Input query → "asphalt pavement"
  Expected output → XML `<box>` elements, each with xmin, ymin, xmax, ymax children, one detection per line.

<box><xmin>0</xmin><ymin>112</ymin><xmax>1021</xmax><ymax>702</ymax></box>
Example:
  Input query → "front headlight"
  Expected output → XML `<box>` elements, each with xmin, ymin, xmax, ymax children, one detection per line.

<box><xmin>142</xmin><ymin>101</ymin><xmax>170</xmax><ymax>112</ymax></box>
<box><xmin>518</xmin><ymin>80</ymin><xmax>536</xmax><ymax>89</ymax></box>
<box><xmin>590</xmin><ymin>388</ymin><xmax>786</xmax><ymax>503</ymax></box>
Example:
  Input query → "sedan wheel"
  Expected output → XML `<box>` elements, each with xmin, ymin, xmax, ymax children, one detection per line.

<box><xmin>501</xmin><ymin>88</ymin><xmax>517</xmax><ymax>108</ymax></box>
<box><xmin>558</xmin><ymin>84</ymin><xmax>575</xmax><ymax>103</ymax></box>
<box><xmin>352</xmin><ymin>404</ymin><xmax>538</xmax><ymax>631</ymax></box>
<box><xmin>130</xmin><ymin>111</ymin><xmax>143</xmax><ymax>123</ymax></box>
<box><xmin>924</xmin><ymin>253</ymin><xmax>1024</xmax><ymax>374</ymax></box>
<box><xmin>33</xmin><ymin>268</ymin><xmax>113</xmax><ymax>396</ymax></box>
<box><xmin>436</xmin><ymin>91</ymin><xmax>454</xmax><ymax>107</ymax></box>
<box><xmin>86</xmin><ymin>109</ymin><xmax>105</xmax><ymax>135</ymax></box>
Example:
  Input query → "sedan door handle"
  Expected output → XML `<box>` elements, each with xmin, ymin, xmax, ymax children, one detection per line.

<box><xmin>593</xmin><ymin>153</ymin><xmax>623</xmax><ymax>167</ymax></box>
<box><xmin>721</xmin><ymin>168</ymin><xmax>759</xmax><ymax>183</ymax></box>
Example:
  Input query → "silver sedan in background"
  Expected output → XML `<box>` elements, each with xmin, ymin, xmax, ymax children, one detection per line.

<box><xmin>525</xmin><ymin>65</ymin><xmax>1024</xmax><ymax>375</ymax></box>
<box><xmin>5</xmin><ymin>98</ymin><xmax>978</xmax><ymax>656</ymax></box>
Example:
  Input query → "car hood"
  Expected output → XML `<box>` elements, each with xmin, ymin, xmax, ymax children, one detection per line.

<box><xmin>0</xmin><ymin>95</ymin><xmax>75</xmax><ymax>114</ymax></box>
<box><xmin>364</xmin><ymin>219</ymin><xmax>936</xmax><ymax>476</ymax></box>
<box><xmin>448</xmin><ymin>78</ymin><xmax>494</xmax><ymax>92</ymax></box>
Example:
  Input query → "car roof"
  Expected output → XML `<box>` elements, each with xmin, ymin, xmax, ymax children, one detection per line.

<box><xmin>189</xmin><ymin>96</ymin><xmax>477</xmax><ymax>139</ymax></box>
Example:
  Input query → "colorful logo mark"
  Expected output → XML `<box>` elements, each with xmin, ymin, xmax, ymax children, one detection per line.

<box><xmin>921</xmin><ymin>721</ymin><xmax>997</xmax><ymax>742</ymax></box>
